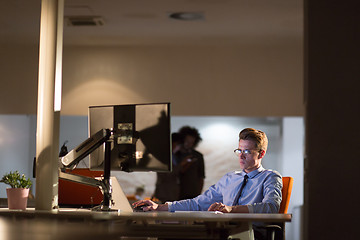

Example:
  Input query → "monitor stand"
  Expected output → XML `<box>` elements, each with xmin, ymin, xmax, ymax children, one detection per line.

<box><xmin>92</xmin><ymin>139</ymin><xmax>112</xmax><ymax>211</ymax></box>
<box><xmin>59</xmin><ymin>130</ymin><xmax>116</xmax><ymax>211</ymax></box>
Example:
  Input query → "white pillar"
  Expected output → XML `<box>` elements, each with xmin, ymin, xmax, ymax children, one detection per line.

<box><xmin>36</xmin><ymin>0</ymin><xmax>64</xmax><ymax>210</ymax></box>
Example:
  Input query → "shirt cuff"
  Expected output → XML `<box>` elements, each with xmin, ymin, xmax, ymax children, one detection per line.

<box><xmin>165</xmin><ymin>201</ymin><xmax>173</xmax><ymax>212</ymax></box>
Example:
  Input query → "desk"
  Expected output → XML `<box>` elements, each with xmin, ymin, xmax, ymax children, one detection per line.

<box><xmin>0</xmin><ymin>209</ymin><xmax>291</xmax><ymax>240</ymax></box>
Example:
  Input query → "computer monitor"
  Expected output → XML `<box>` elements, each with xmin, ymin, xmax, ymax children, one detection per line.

<box><xmin>88</xmin><ymin>103</ymin><xmax>171</xmax><ymax>173</ymax></box>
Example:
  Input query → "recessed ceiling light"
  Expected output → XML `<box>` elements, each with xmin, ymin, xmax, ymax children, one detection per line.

<box><xmin>168</xmin><ymin>12</ymin><xmax>204</xmax><ymax>21</ymax></box>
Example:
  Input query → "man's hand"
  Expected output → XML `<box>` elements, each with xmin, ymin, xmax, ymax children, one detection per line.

<box><xmin>132</xmin><ymin>200</ymin><xmax>168</xmax><ymax>212</ymax></box>
<box><xmin>208</xmin><ymin>202</ymin><xmax>250</xmax><ymax>213</ymax></box>
<box><xmin>208</xmin><ymin>202</ymin><xmax>233</xmax><ymax>213</ymax></box>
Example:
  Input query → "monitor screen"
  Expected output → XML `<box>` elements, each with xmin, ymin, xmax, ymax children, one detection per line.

<box><xmin>88</xmin><ymin>103</ymin><xmax>171</xmax><ymax>172</ymax></box>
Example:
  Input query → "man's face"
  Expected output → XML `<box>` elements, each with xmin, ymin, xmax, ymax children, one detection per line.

<box><xmin>237</xmin><ymin>139</ymin><xmax>264</xmax><ymax>173</ymax></box>
<box><xmin>183</xmin><ymin>135</ymin><xmax>196</xmax><ymax>150</ymax></box>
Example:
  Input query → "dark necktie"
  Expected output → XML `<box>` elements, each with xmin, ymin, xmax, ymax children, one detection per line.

<box><xmin>232</xmin><ymin>175</ymin><xmax>249</xmax><ymax>206</ymax></box>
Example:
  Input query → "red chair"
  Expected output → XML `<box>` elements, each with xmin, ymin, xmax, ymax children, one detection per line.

<box><xmin>279</xmin><ymin>176</ymin><xmax>294</xmax><ymax>214</ymax></box>
<box><xmin>265</xmin><ymin>176</ymin><xmax>294</xmax><ymax>240</ymax></box>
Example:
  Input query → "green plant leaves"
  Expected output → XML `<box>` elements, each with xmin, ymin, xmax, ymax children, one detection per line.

<box><xmin>0</xmin><ymin>171</ymin><xmax>32</xmax><ymax>188</ymax></box>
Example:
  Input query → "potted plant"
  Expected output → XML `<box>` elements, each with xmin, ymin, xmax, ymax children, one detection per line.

<box><xmin>0</xmin><ymin>171</ymin><xmax>32</xmax><ymax>210</ymax></box>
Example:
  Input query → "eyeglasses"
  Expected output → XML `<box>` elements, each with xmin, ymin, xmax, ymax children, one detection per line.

<box><xmin>233</xmin><ymin>149</ymin><xmax>258</xmax><ymax>156</ymax></box>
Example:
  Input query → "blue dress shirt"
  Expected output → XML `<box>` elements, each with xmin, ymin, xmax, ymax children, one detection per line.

<box><xmin>167</xmin><ymin>165</ymin><xmax>282</xmax><ymax>213</ymax></box>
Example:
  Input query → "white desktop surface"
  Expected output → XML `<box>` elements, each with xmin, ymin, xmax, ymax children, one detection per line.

<box><xmin>0</xmin><ymin>207</ymin><xmax>291</xmax><ymax>221</ymax></box>
<box><xmin>0</xmin><ymin>208</ymin><xmax>291</xmax><ymax>240</ymax></box>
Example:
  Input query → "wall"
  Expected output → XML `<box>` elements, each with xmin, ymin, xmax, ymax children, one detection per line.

<box><xmin>0</xmin><ymin>43</ymin><xmax>303</xmax><ymax>117</ymax></box>
<box><xmin>0</xmin><ymin>115</ymin><xmax>36</xmax><ymax>197</ymax></box>
<box><xmin>304</xmin><ymin>0</ymin><xmax>359</xmax><ymax>239</ymax></box>
<box><xmin>282</xmin><ymin>117</ymin><xmax>304</xmax><ymax>240</ymax></box>
<box><xmin>0</xmin><ymin>44</ymin><xmax>39</xmax><ymax>114</ymax></box>
<box><xmin>60</xmin><ymin>44</ymin><xmax>303</xmax><ymax>116</ymax></box>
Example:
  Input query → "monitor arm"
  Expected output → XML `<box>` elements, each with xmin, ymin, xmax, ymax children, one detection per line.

<box><xmin>60</xmin><ymin>128</ymin><xmax>111</xmax><ymax>169</ymax></box>
<box><xmin>59</xmin><ymin>128</ymin><xmax>114</xmax><ymax>211</ymax></box>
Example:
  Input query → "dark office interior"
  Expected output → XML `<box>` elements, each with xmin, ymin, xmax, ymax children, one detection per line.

<box><xmin>0</xmin><ymin>1</ymin><xmax>359</xmax><ymax>239</ymax></box>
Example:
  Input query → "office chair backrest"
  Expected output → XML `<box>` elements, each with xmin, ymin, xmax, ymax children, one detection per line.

<box><xmin>279</xmin><ymin>176</ymin><xmax>294</xmax><ymax>214</ymax></box>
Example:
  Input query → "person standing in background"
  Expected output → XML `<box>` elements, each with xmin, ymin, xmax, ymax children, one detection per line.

<box><xmin>176</xmin><ymin>126</ymin><xmax>205</xmax><ymax>200</ymax></box>
<box><xmin>153</xmin><ymin>133</ymin><xmax>184</xmax><ymax>203</ymax></box>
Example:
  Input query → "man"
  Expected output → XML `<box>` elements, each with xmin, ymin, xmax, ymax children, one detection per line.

<box><xmin>176</xmin><ymin>126</ymin><xmax>205</xmax><ymax>200</ymax></box>
<box><xmin>134</xmin><ymin>128</ymin><xmax>282</xmax><ymax>239</ymax></box>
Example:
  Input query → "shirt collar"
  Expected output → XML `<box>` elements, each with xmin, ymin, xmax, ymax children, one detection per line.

<box><xmin>235</xmin><ymin>165</ymin><xmax>265</xmax><ymax>178</ymax></box>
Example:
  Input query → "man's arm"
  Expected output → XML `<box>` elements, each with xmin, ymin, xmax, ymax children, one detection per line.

<box><xmin>132</xmin><ymin>200</ymin><xmax>169</xmax><ymax>211</ymax></box>
<box><xmin>248</xmin><ymin>173</ymin><xmax>282</xmax><ymax>213</ymax></box>
<box><xmin>208</xmin><ymin>202</ymin><xmax>250</xmax><ymax>213</ymax></box>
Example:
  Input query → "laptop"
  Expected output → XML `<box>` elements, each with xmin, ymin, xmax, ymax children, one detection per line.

<box><xmin>110</xmin><ymin>176</ymin><xmax>134</xmax><ymax>212</ymax></box>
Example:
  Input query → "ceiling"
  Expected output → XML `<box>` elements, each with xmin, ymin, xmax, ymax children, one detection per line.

<box><xmin>1</xmin><ymin>0</ymin><xmax>303</xmax><ymax>46</ymax></box>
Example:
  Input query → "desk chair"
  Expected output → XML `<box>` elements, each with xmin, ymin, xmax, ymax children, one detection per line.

<box><xmin>264</xmin><ymin>176</ymin><xmax>294</xmax><ymax>240</ymax></box>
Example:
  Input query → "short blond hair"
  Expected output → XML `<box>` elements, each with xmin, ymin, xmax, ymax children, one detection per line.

<box><xmin>239</xmin><ymin>128</ymin><xmax>268</xmax><ymax>152</ymax></box>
